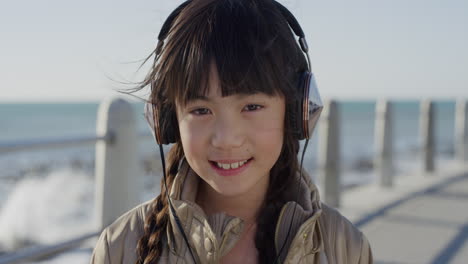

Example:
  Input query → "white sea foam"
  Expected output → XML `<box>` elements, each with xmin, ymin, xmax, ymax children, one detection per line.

<box><xmin>0</xmin><ymin>169</ymin><xmax>96</xmax><ymax>252</ymax></box>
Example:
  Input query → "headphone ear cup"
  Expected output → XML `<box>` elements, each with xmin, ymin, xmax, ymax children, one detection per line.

<box><xmin>144</xmin><ymin>102</ymin><xmax>179</xmax><ymax>145</ymax></box>
<box><xmin>293</xmin><ymin>71</ymin><xmax>323</xmax><ymax>140</ymax></box>
<box><xmin>159</xmin><ymin>106</ymin><xmax>179</xmax><ymax>144</ymax></box>
<box><xmin>301</xmin><ymin>71</ymin><xmax>323</xmax><ymax>140</ymax></box>
<box><xmin>289</xmin><ymin>88</ymin><xmax>304</xmax><ymax>140</ymax></box>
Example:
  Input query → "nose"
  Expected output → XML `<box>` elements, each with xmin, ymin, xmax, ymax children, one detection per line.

<box><xmin>210</xmin><ymin>114</ymin><xmax>245</xmax><ymax>150</ymax></box>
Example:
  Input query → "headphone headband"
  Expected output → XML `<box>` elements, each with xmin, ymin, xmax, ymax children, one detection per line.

<box><xmin>158</xmin><ymin>1</ymin><xmax>309</xmax><ymax>53</ymax></box>
<box><xmin>158</xmin><ymin>1</ymin><xmax>192</xmax><ymax>41</ymax></box>
<box><xmin>272</xmin><ymin>1</ymin><xmax>304</xmax><ymax>38</ymax></box>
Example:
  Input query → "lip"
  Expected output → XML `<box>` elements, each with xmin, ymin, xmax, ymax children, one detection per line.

<box><xmin>209</xmin><ymin>158</ymin><xmax>253</xmax><ymax>177</ymax></box>
<box><xmin>210</xmin><ymin>159</ymin><xmax>251</xmax><ymax>163</ymax></box>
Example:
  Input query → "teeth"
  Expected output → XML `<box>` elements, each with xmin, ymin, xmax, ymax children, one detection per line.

<box><xmin>215</xmin><ymin>159</ymin><xmax>249</xmax><ymax>170</ymax></box>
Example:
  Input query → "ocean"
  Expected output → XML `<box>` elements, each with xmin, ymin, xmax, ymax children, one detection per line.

<box><xmin>0</xmin><ymin>100</ymin><xmax>458</xmax><ymax>262</ymax></box>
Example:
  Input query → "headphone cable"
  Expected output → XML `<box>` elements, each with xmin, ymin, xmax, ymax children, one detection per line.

<box><xmin>158</xmin><ymin>143</ymin><xmax>198</xmax><ymax>264</ymax></box>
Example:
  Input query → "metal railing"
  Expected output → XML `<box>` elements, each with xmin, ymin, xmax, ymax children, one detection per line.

<box><xmin>0</xmin><ymin>232</ymin><xmax>101</xmax><ymax>264</ymax></box>
<box><xmin>0</xmin><ymin>134</ymin><xmax>112</xmax><ymax>154</ymax></box>
<box><xmin>0</xmin><ymin>97</ymin><xmax>144</xmax><ymax>263</ymax></box>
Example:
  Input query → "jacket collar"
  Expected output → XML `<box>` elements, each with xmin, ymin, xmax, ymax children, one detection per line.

<box><xmin>166</xmin><ymin>159</ymin><xmax>323</xmax><ymax>263</ymax></box>
<box><xmin>167</xmin><ymin>160</ymin><xmax>244</xmax><ymax>263</ymax></box>
<box><xmin>274</xmin><ymin>171</ymin><xmax>324</xmax><ymax>262</ymax></box>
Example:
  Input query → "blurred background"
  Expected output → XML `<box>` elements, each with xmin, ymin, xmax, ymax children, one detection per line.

<box><xmin>0</xmin><ymin>0</ymin><xmax>467</xmax><ymax>263</ymax></box>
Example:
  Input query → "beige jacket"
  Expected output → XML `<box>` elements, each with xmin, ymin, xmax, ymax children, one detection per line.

<box><xmin>91</xmin><ymin>161</ymin><xmax>372</xmax><ymax>263</ymax></box>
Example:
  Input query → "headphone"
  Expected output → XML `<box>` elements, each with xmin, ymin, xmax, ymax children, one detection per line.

<box><xmin>144</xmin><ymin>0</ymin><xmax>323</xmax><ymax>145</ymax></box>
<box><xmin>143</xmin><ymin>1</ymin><xmax>323</xmax><ymax>263</ymax></box>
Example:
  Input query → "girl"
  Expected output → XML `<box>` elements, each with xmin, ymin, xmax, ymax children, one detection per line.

<box><xmin>91</xmin><ymin>0</ymin><xmax>372</xmax><ymax>263</ymax></box>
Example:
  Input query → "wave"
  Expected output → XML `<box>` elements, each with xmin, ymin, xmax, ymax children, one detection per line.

<box><xmin>0</xmin><ymin>169</ymin><xmax>96</xmax><ymax>252</ymax></box>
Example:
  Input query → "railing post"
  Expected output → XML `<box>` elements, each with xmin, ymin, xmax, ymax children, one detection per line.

<box><xmin>374</xmin><ymin>100</ymin><xmax>394</xmax><ymax>187</ymax></box>
<box><xmin>420</xmin><ymin>99</ymin><xmax>435</xmax><ymax>173</ymax></box>
<box><xmin>95</xmin><ymin>97</ymin><xmax>139</xmax><ymax>230</ymax></box>
<box><xmin>455</xmin><ymin>99</ymin><xmax>468</xmax><ymax>162</ymax></box>
<box><xmin>318</xmin><ymin>100</ymin><xmax>340</xmax><ymax>208</ymax></box>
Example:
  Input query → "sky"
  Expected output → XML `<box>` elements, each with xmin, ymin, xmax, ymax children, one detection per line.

<box><xmin>0</xmin><ymin>0</ymin><xmax>467</xmax><ymax>102</ymax></box>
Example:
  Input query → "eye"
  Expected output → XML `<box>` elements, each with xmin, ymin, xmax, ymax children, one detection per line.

<box><xmin>190</xmin><ymin>108</ymin><xmax>211</xmax><ymax>116</ymax></box>
<box><xmin>243</xmin><ymin>104</ymin><xmax>263</xmax><ymax>112</ymax></box>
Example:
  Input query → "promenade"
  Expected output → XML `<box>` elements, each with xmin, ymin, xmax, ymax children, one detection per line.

<box><xmin>341</xmin><ymin>163</ymin><xmax>468</xmax><ymax>264</ymax></box>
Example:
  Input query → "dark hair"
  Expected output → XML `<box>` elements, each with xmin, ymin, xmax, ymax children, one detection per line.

<box><xmin>135</xmin><ymin>0</ymin><xmax>308</xmax><ymax>263</ymax></box>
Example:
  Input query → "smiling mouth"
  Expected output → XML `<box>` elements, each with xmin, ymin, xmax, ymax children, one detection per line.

<box><xmin>209</xmin><ymin>158</ymin><xmax>253</xmax><ymax>170</ymax></box>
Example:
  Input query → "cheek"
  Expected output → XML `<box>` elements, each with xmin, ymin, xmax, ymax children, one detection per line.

<box><xmin>255</xmin><ymin>128</ymin><xmax>284</xmax><ymax>155</ymax></box>
<box><xmin>178</xmin><ymin>121</ymin><xmax>209</xmax><ymax>160</ymax></box>
<box><xmin>250</xmin><ymin>116</ymin><xmax>284</xmax><ymax>162</ymax></box>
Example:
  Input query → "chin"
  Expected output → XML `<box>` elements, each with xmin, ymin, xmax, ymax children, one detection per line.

<box><xmin>204</xmin><ymin>179</ymin><xmax>249</xmax><ymax>197</ymax></box>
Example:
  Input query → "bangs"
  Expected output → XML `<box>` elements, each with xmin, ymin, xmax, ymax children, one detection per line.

<box><xmin>152</xmin><ymin>0</ymin><xmax>307</xmax><ymax>106</ymax></box>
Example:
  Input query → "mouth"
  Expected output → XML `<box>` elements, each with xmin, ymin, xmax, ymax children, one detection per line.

<box><xmin>209</xmin><ymin>158</ymin><xmax>253</xmax><ymax>170</ymax></box>
<box><xmin>208</xmin><ymin>158</ymin><xmax>254</xmax><ymax>176</ymax></box>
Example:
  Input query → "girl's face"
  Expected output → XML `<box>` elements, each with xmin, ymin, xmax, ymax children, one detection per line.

<box><xmin>176</xmin><ymin>64</ymin><xmax>285</xmax><ymax>199</ymax></box>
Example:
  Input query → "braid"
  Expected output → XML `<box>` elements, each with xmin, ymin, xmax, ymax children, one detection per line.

<box><xmin>136</xmin><ymin>143</ymin><xmax>184</xmax><ymax>264</ymax></box>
